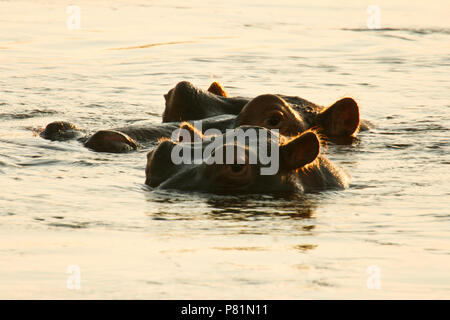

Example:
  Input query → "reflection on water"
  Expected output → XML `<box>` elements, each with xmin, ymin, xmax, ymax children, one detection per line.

<box><xmin>145</xmin><ymin>190</ymin><xmax>318</xmax><ymax>222</ymax></box>
<box><xmin>342</xmin><ymin>27</ymin><xmax>450</xmax><ymax>35</ymax></box>
<box><xmin>0</xmin><ymin>0</ymin><xmax>449</xmax><ymax>299</ymax></box>
<box><xmin>206</xmin><ymin>195</ymin><xmax>317</xmax><ymax>221</ymax></box>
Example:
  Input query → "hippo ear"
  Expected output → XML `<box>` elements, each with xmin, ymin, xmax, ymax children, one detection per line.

<box><xmin>318</xmin><ymin>97</ymin><xmax>360</xmax><ymax>136</ymax></box>
<box><xmin>207</xmin><ymin>81</ymin><xmax>228</xmax><ymax>97</ymax></box>
<box><xmin>178</xmin><ymin>122</ymin><xmax>204</xmax><ymax>142</ymax></box>
<box><xmin>280</xmin><ymin>131</ymin><xmax>320</xmax><ymax>171</ymax></box>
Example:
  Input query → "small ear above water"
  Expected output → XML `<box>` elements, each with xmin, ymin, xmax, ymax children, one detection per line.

<box><xmin>207</xmin><ymin>81</ymin><xmax>228</xmax><ymax>97</ymax></box>
<box><xmin>280</xmin><ymin>131</ymin><xmax>320</xmax><ymax>171</ymax></box>
<box><xmin>178</xmin><ymin>122</ymin><xmax>204</xmax><ymax>142</ymax></box>
<box><xmin>319</xmin><ymin>97</ymin><xmax>360</xmax><ymax>136</ymax></box>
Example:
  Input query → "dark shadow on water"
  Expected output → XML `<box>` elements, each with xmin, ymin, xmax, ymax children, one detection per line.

<box><xmin>144</xmin><ymin>187</ymin><xmax>319</xmax><ymax>222</ymax></box>
<box><xmin>341</xmin><ymin>27</ymin><xmax>450</xmax><ymax>36</ymax></box>
<box><xmin>0</xmin><ymin>109</ymin><xmax>57</xmax><ymax>120</ymax></box>
<box><xmin>205</xmin><ymin>194</ymin><xmax>317</xmax><ymax>221</ymax></box>
<box><xmin>324</xmin><ymin>135</ymin><xmax>360</xmax><ymax>146</ymax></box>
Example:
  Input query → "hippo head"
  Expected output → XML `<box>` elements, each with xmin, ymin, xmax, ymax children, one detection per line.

<box><xmin>164</xmin><ymin>82</ymin><xmax>308</xmax><ymax>138</ymax></box>
<box><xmin>162</xmin><ymin>81</ymin><xmax>221</xmax><ymax>122</ymax></box>
<box><xmin>236</xmin><ymin>94</ymin><xmax>306</xmax><ymax>137</ymax></box>
<box><xmin>40</xmin><ymin>121</ymin><xmax>84</xmax><ymax>141</ymax></box>
<box><xmin>145</xmin><ymin>126</ymin><xmax>320</xmax><ymax>194</ymax></box>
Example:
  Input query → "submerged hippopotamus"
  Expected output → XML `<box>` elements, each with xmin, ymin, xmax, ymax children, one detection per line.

<box><xmin>39</xmin><ymin>120</ymin><xmax>180</xmax><ymax>153</ymax></box>
<box><xmin>163</xmin><ymin>81</ymin><xmax>372</xmax><ymax>139</ymax></box>
<box><xmin>40</xmin><ymin>92</ymin><xmax>312</xmax><ymax>153</ymax></box>
<box><xmin>145</xmin><ymin>124</ymin><xmax>348</xmax><ymax>194</ymax></box>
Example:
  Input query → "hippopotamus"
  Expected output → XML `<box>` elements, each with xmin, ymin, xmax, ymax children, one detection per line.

<box><xmin>145</xmin><ymin>124</ymin><xmax>349</xmax><ymax>193</ymax></box>
<box><xmin>163</xmin><ymin>81</ymin><xmax>372</xmax><ymax>139</ymax></box>
<box><xmin>39</xmin><ymin>120</ymin><xmax>181</xmax><ymax>153</ymax></box>
<box><xmin>40</xmin><ymin>93</ymin><xmax>310</xmax><ymax>153</ymax></box>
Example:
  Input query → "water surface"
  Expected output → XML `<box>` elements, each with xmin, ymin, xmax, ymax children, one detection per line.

<box><xmin>0</xmin><ymin>0</ymin><xmax>449</xmax><ymax>299</ymax></box>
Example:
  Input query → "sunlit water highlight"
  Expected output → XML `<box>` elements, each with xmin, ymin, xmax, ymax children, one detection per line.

<box><xmin>0</xmin><ymin>0</ymin><xmax>449</xmax><ymax>299</ymax></box>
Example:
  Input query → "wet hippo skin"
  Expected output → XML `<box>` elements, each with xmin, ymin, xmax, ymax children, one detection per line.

<box><xmin>163</xmin><ymin>81</ymin><xmax>371</xmax><ymax>138</ymax></box>
<box><xmin>40</xmin><ymin>93</ymin><xmax>309</xmax><ymax>153</ymax></box>
<box><xmin>162</xmin><ymin>81</ymin><xmax>248</xmax><ymax>122</ymax></box>
<box><xmin>40</xmin><ymin>82</ymin><xmax>367</xmax><ymax>153</ymax></box>
<box><xmin>145</xmin><ymin>125</ymin><xmax>349</xmax><ymax>194</ymax></box>
<box><xmin>40</xmin><ymin>120</ymin><xmax>182</xmax><ymax>153</ymax></box>
<box><xmin>211</xmin><ymin>81</ymin><xmax>372</xmax><ymax>135</ymax></box>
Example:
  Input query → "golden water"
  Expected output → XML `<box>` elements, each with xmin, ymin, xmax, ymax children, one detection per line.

<box><xmin>0</xmin><ymin>0</ymin><xmax>449</xmax><ymax>298</ymax></box>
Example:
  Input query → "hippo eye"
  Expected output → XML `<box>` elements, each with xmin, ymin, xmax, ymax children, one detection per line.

<box><xmin>267</xmin><ymin>117</ymin><xmax>281</xmax><ymax>126</ymax></box>
<box><xmin>224</xmin><ymin>164</ymin><xmax>250</xmax><ymax>177</ymax></box>
<box><xmin>264</xmin><ymin>112</ymin><xmax>284</xmax><ymax>128</ymax></box>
